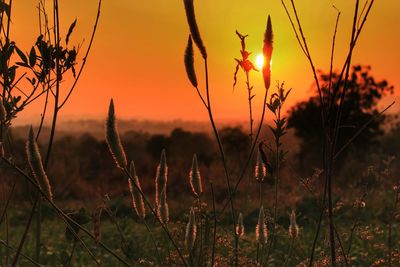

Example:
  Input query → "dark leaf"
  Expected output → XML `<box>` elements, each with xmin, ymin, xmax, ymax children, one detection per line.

<box><xmin>0</xmin><ymin>2</ymin><xmax>10</xmax><ymax>18</ymax></box>
<box><xmin>15</xmin><ymin>46</ymin><xmax>28</xmax><ymax>64</ymax></box>
<box><xmin>66</xmin><ymin>19</ymin><xmax>77</xmax><ymax>45</ymax></box>
<box><xmin>29</xmin><ymin>47</ymin><xmax>36</xmax><ymax>67</ymax></box>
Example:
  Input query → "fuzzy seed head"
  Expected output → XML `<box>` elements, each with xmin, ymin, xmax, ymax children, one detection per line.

<box><xmin>128</xmin><ymin>162</ymin><xmax>146</xmax><ymax>219</ymax></box>
<box><xmin>236</xmin><ymin>212</ymin><xmax>245</xmax><ymax>237</ymax></box>
<box><xmin>26</xmin><ymin>126</ymin><xmax>53</xmax><ymax>201</ymax></box>
<box><xmin>262</xmin><ymin>15</ymin><xmax>273</xmax><ymax>90</ymax></box>
<box><xmin>183</xmin><ymin>0</ymin><xmax>207</xmax><ymax>59</ymax></box>
<box><xmin>158</xmin><ymin>202</ymin><xmax>169</xmax><ymax>225</ymax></box>
<box><xmin>289</xmin><ymin>210</ymin><xmax>299</xmax><ymax>238</ymax></box>
<box><xmin>106</xmin><ymin>99</ymin><xmax>127</xmax><ymax>169</ymax></box>
<box><xmin>155</xmin><ymin>149</ymin><xmax>168</xmax><ymax>208</ymax></box>
<box><xmin>256</xmin><ymin>206</ymin><xmax>267</xmax><ymax>244</ymax></box>
<box><xmin>255</xmin><ymin>151</ymin><xmax>267</xmax><ymax>182</ymax></box>
<box><xmin>184</xmin><ymin>35</ymin><xmax>198</xmax><ymax>88</ymax></box>
<box><xmin>185</xmin><ymin>207</ymin><xmax>197</xmax><ymax>251</ymax></box>
<box><xmin>189</xmin><ymin>154</ymin><xmax>203</xmax><ymax>197</ymax></box>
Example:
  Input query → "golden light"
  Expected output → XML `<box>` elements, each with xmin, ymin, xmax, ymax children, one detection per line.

<box><xmin>255</xmin><ymin>54</ymin><xmax>264</xmax><ymax>69</ymax></box>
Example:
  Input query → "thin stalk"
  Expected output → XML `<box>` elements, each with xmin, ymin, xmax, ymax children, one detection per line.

<box><xmin>283</xmin><ymin>237</ymin><xmax>295</xmax><ymax>267</ymax></box>
<box><xmin>265</xmin><ymin>105</ymin><xmax>282</xmax><ymax>265</ymax></box>
<box><xmin>219</xmin><ymin>82</ymin><xmax>270</xmax><ymax>217</ymax></box>
<box><xmin>197</xmin><ymin>197</ymin><xmax>203</xmax><ymax>267</ymax></box>
<box><xmin>11</xmin><ymin>196</ymin><xmax>39</xmax><ymax>267</ymax></box>
<box><xmin>122</xmin><ymin>168</ymin><xmax>188</xmax><ymax>267</ymax></box>
<box><xmin>142</xmin><ymin>219</ymin><xmax>163</xmax><ymax>266</ymax></box>
<box><xmin>245</xmin><ymin>71</ymin><xmax>253</xmax><ymax>144</ymax></box>
<box><xmin>5</xmin><ymin>210</ymin><xmax>9</xmax><ymax>267</ymax></box>
<box><xmin>327</xmin><ymin>9</ymin><xmax>341</xmax><ymax>102</ymax></box>
<box><xmin>0</xmin><ymin>180</ymin><xmax>16</xmax><ymax>225</ymax></box>
<box><xmin>210</xmin><ymin>182</ymin><xmax>217</xmax><ymax>267</ymax></box>
<box><xmin>326</xmin><ymin>3</ymin><xmax>360</xmax><ymax>265</ymax></box>
<box><xmin>163</xmin><ymin>229</ymin><xmax>172</xmax><ymax>267</ymax></box>
<box><xmin>103</xmin><ymin>207</ymin><xmax>136</xmax><ymax>265</ymax></box>
<box><xmin>334</xmin><ymin>224</ymin><xmax>349</xmax><ymax>266</ymax></box>
<box><xmin>203</xmin><ymin>58</ymin><xmax>238</xmax><ymax>264</ymax></box>
<box><xmin>0</xmin><ymin>240</ymin><xmax>43</xmax><ymax>266</ymax></box>
<box><xmin>387</xmin><ymin>189</ymin><xmax>399</xmax><ymax>267</ymax></box>
<box><xmin>2</xmin><ymin>157</ymin><xmax>132</xmax><ymax>266</ymax></box>
<box><xmin>65</xmin><ymin>240</ymin><xmax>77</xmax><ymax>267</ymax></box>
<box><xmin>58</xmin><ymin>0</ymin><xmax>102</xmax><ymax>109</ymax></box>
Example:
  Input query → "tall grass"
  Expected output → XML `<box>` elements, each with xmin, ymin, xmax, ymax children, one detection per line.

<box><xmin>0</xmin><ymin>0</ymin><xmax>398</xmax><ymax>266</ymax></box>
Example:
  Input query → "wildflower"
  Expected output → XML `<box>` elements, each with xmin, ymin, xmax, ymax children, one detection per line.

<box><xmin>233</xmin><ymin>31</ymin><xmax>257</xmax><ymax>88</ymax></box>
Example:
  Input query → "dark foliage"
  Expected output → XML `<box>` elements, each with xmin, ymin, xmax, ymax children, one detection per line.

<box><xmin>288</xmin><ymin>65</ymin><xmax>394</xmax><ymax>176</ymax></box>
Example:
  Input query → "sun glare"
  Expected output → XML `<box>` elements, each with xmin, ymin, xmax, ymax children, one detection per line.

<box><xmin>255</xmin><ymin>54</ymin><xmax>264</xmax><ymax>69</ymax></box>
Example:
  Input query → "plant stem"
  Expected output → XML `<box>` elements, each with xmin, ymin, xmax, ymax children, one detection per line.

<box><xmin>123</xmin><ymin>168</ymin><xmax>188</xmax><ymax>267</ymax></box>
<box><xmin>203</xmin><ymin>58</ymin><xmax>238</xmax><ymax>265</ymax></box>
<box><xmin>245</xmin><ymin>71</ymin><xmax>253</xmax><ymax>144</ymax></box>
<box><xmin>65</xmin><ymin>240</ymin><xmax>77</xmax><ymax>267</ymax></box>
<box><xmin>142</xmin><ymin>219</ymin><xmax>163</xmax><ymax>266</ymax></box>
<box><xmin>197</xmin><ymin>197</ymin><xmax>203</xmax><ymax>267</ymax></box>
<box><xmin>3</xmin><ymin>157</ymin><xmax>131</xmax><ymax>266</ymax></box>
<box><xmin>11</xmin><ymin>195</ymin><xmax>39</xmax><ymax>267</ymax></box>
<box><xmin>210</xmin><ymin>182</ymin><xmax>217</xmax><ymax>267</ymax></box>
<box><xmin>0</xmin><ymin>240</ymin><xmax>43</xmax><ymax>266</ymax></box>
<box><xmin>283</xmin><ymin>237</ymin><xmax>295</xmax><ymax>267</ymax></box>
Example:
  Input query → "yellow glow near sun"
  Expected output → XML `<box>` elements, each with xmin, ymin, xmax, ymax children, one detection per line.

<box><xmin>255</xmin><ymin>54</ymin><xmax>264</xmax><ymax>69</ymax></box>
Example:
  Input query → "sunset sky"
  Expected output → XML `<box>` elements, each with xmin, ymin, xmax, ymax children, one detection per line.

<box><xmin>10</xmin><ymin>0</ymin><xmax>400</xmax><ymax>124</ymax></box>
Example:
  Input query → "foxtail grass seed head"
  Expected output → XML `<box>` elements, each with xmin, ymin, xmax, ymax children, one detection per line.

<box><xmin>106</xmin><ymin>99</ymin><xmax>127</xmax><ymax>169</ymax></box>
<box><xmin>289</xmin><ymin>210</ymin><xmax>299</xmax><ymax>238</ymax></box>
<box><xmin>0</xmin><ymin>99</ymin><xmax>6</xmax><ymax>122</ymax></box>
<box><xmin>183</xmin><ymin>0</ymin><xmax>207</xmax><ymax>59</ymax></box>
<box><xmin>26</xmin><ymin>126</ymin><xmax>53</xmax><ymax>201</ymax></box>
<box><xmin>256</xmin><ymin>205</ymin><xmax>267</xmax><ymax>244</ymax></box>
<box><xmin>189</xmin><ymin>154</ymin><xmax>203</xmax><ymax>197</ymax></box>
<box><xmin>184</xmin><ymin>35</ymin><xmax>198</xmax><ymax>88</ymax></box>
<box><xmin>128</xmin><ymin>161</ymin><xmax>146</xmax><ymax>219</ymax></box>
<box><xmin>262</xmin><ymin>15</ymin><xmax>273</xmax><ymax>90</ymax></box>
<box><xmin>155</xmin><ymin>149</ymin><xmax>168</xmax><ymax>208</ymax></box>
<box><xmin>236</xmin><ymin>212</ymin><xmax>245</xmax><ymax>237</ymax></box>
<box><xmin>158</xmin><ymin>203</ymin><xmax>170</xmax><ymax>225</ymax></box>
<box><xmin>185</xmin><ymin>207</ymin><xmax>197</xmax><ymax>251</ymax></box>
<box><xmin>255</xmin><ymin>150</ymin><xmax>267</xmax><ymax>182</ymax></box>
<box><xmin>157</xmin><ymin>188</ymin><xmax>169</xmax><ymax>224</ymax></box>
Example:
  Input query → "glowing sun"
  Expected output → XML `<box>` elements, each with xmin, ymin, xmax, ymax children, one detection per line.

<box><xmin>255</xmin><ymin>54</ymin><xmax>264</xmax><ymax>69</ymax></box>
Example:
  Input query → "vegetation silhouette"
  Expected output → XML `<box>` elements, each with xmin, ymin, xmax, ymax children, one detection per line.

<box><xmin>288</xmin><ymin>65</ymin><xmax>394</xmax><ymax>177</ymax></box>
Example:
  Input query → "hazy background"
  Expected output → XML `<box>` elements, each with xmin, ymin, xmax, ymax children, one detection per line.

<box><xmin>8</xmin><ymin>0</ymin><xmax>400</xmax><ymax>126</ymax></box>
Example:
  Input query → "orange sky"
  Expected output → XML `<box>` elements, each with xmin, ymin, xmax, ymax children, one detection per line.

<box><xmin>10</xmin><ymin>0</ymin><xmax>400</xmax><ymax>125</ymax></box>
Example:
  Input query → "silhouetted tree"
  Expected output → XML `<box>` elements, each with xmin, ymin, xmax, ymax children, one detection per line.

<box><xmin>288</xmin><ymin>65</ymin><xmax>394</xmax><ymax>175</ymax></box>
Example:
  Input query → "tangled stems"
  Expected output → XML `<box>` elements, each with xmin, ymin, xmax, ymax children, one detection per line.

<box><xmin>1</xmin><ymin>157</ymin><xmax>130</xmax><ymax>266</ymax></box>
